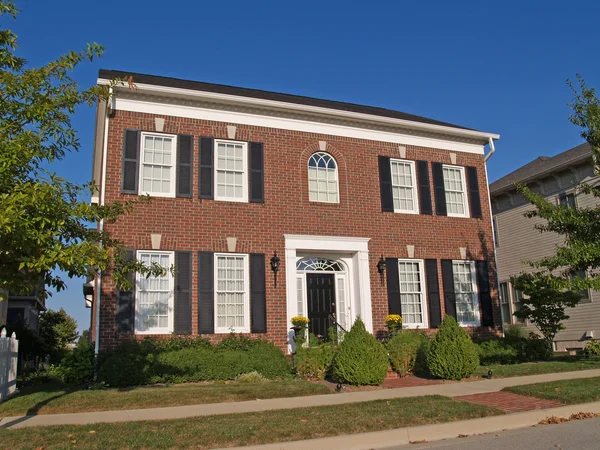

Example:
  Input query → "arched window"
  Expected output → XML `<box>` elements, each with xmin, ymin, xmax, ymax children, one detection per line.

<box><xmin>296</xmin><ymin>257</ymin><xmax>345</xmax><ymax>272</ymax></box>
<box><xmin>308</xmin><ymin>152</ymin><xmax>339</xmax><ymax>203</ymax></box>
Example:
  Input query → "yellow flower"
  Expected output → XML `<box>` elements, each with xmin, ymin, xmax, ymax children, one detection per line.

<box><xmin>385</xmin><ymin>314</ymin><xmax>402</xmax><ymax>324</ymax></box>
<box><xmin>291</xmin><ymin>316</ymin><xmax>310</xmax><ymax>327</ymax></box>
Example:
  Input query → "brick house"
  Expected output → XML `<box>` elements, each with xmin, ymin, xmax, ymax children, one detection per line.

<box><xmin>88</xmin><ymin>69</ymin><xmax>501</xmax><ymax>352</ymax></box>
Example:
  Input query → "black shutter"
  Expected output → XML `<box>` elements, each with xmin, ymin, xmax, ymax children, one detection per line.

<box><xmin>250</xmin><ymin>253</ymin><xmax>267</xmax><ymax>333</ymax></box>
<box><xmin>121</xmin><ymin>130</ymin><xmax>140</xmax><ymax>194</ymax></box>
<box><xmin>425</xmin><ymin>259</ymin><xmax>442</xmax><ymax>328</ymax></box>
<box><xmin>417</xmin><ymin>160</ymin><xmax>432</xmax><ymax>215</ymax></box>
<box><xmin>378</xmin><ymin>156</ymin><xmax>394</xmax><ymax>212</ymax></box>
<box><xmin>116</xmin><ymin>249</ymin><xmax>135</xmax><ymax>334</ymax></box>
<box><xmin>174</xmin><ymin>251</ymin><xmax>192</xmax><ymax>334</ymax></box>
<box><xmin>386</xmin><ymin>258</ymin><xmax>401</xmax><ymax>315</ymax></box>
<box><xmin>199</xmin><ymin>137</ymin><xmax>214</xmax><ymax>199</ymax></box>
<box><xmin>476</xmin><ymin>260</ymin><xmax>493</xmax><ymax>326</ymax></box>
<box><xmin>249</xmin><ymin>142</ymin><xmax>264</xmax><ymax>203</ymax></box>
<box><xmin>176</xmin><ymin>135</ymin><xmax>193</xmax><ymax>198</ymax></box>
<box><xmin>441</xmin><ymin>260</ymin><xmax>456</xmax><ymax>319</ymax></box>
<box><xmin>198</xmin><ymin>251</ymin><xmax>214</xmax><ymax>334</ymax></box>
<box><xmin>431</xmin><ymin>162</ymin><xmax>447</xmax><ymax>216</ymax></box>
<box><xmin>466</xmin><ymin>166</ymin><xmax>482</xmax><ymax>219</ymax></box>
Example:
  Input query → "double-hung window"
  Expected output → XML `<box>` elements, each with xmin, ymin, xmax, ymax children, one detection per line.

<box><xmin>215</xmin><ymin>140</ymin><xmax>248</xmax><ymax>202</ymax></box>
<box><xmin>139</xmin><ymin>133</ymin><xmax>177</xmax><ymax>197</ymax></box>
<box><xmin>398</xmin><ymin>260</ymin><xmax>428</xmax><ymax>328</ymax></box>
<box><xmin>452</xmin><ymin>261</ymin><xmax>480</xmax><ymax>326</ymax></box>
<box><xmin>308</xmin><ymin>152</ymin><xmax>339</xmax><ymax>203</ymax></box>
<box><xmin>499</xmin><ymin>282</ymin><xmax>511</xmax><ymax>325</ymax></box>
<box><xmin>560</xmin><ymin>193</ymin><xmax>576</xmax><ymax>209</ymax></box>
<box><xmin>135</xmin><ymin>251</ymin><xmax>174</xmax><ymax>334</ymax></box>
<box><xmin>443</xmin><ymin>165</ymin><xmax>469</xmax><ymax>217</ymax></box>
<box><xmin>215</xmin><ymin>253</ymin><xmax>250</xmax><ymax>333</ymax></box>
<box><xmin>390</xmin><ymin>160</ymin><xmax>418</xmax><ymax>214</ymax></box>
<box><xmin>511</xmin><ymin>285</ymin><xmax>525</xmax><ymax>323</ymax></box>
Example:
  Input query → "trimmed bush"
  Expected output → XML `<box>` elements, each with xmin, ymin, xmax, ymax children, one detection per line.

<box><xmin>427</xmin><ymin>316</ymin><xmax>479</xmax><ymax>380</ymax></box>
<box><xmin>386</xmin><ymin>331</ymin><xmax>429</xmax><ymax>377</ymax></box>
<box><xmin>477</xmin><ymin>339</ymin><xmax>519</xmax><ymax>365</ymax></box>
<box><xmin>294</xmin><ymin>334</ymin><xmax>335</xmax><ymax>380</ymax></box>
<box><xmin>97</xmin><ymin>341</ymin><xmax>152</xmax><ymax>387</ymax></box>
<box><xmin>583</xmin><ymin>340</ymin><xmax>600</xmax><ymax>357</ymax></box>
<box><xmin>524</xmin><ymin>333</ymin><xmax>552</xmax><ymax>361</ymax></box>
<box><xmin>53</xmin><ymin>342</ymin><xmax>95</xmax><ymax>385</ymax></box>
<box><xmin>331</xmin><ymin>318</ymin><xmax>389</xmax><ymax>386</ymax></box>
<box><xmin>236</xmin><ymin>371</ymin><xmax>267</xmax><ymax>383</ymax></box>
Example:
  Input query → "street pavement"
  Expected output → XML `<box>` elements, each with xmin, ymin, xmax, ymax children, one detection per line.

<box><xmin>389</xmin><ymin>416</ymin><xmax>600</xmax><ymax>450</ymax></box>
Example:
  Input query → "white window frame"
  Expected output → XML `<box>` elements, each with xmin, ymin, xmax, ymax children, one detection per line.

<box><xmin>214</xmin><ymin>253</ymin><xmax>250</xmax><ymax>334</ymax></box>
<box><xmin>138</xmin><ymin>132</ymin><xmax>177</xmax><ymax>198</ymax></box>
<box><xmin>397</xmin><ymin>259</ymin><xmax>428</xmax><ymax>329</ymax></box>
<box><xmin>390</xmin><ymin>159</ymin><xmax>419</xmax><ymax>214</ymax></box>
<box><xmin>452</xmin><ymin>260</ymin><xmax>480</xmax><ymax>326</ymax></box>
<box><xmin>134</xmin><ymin>250</ymin><xmax>174</xmax><ymax>335</ymax></box>
<box><xmin>214</xmin><ymin>139</ymin><xmax>248</xmax><ymax>203</ymax></box>
<box><xmin>442</xmin><ymin>165</ymin><xmax>469</xmax><ymax>218</ymax></box>
<box><xmin>307</xmin><ymin>152</ymin><xmax>340</xmax><ymax>204</ymax></box>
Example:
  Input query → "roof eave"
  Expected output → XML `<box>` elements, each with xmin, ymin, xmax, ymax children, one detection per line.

<box><xmin>98</xmin><ymin>78</ymin><xmax>500</xmax><ymax>144</ymax></box>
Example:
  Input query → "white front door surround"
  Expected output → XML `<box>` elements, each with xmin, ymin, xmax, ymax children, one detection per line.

<box><xmin>284</xmin><ymin>234</ymin><xmax>372</xmax><ymax>353</ymax></box>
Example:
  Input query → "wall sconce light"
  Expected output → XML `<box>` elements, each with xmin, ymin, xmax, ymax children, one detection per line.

<box><xmin>377</xmin><ymin>256</ymin><xmax>387</xmax><ymax>286</ymax></box>
<box><xmin>270</xmin><ymin>251</ymin><xmax>280</xmax><ymax>288</ymax></box>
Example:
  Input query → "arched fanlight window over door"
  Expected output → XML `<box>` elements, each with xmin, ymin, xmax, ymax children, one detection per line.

<box><xmin>308</xmin><ymin>152</ymin><xmax>339</xmax><ymax>203</ymax></box>
<box><xmin>296</xmin><ymin>257</ymin><xmax>345</xmax><ymax>272</ymax></box>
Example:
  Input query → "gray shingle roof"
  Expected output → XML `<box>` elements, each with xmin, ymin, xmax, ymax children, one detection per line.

<box><xmin>490</xmin><ymin>143</ymin><xmax>592</xmax><ymax>195</ymax></box>
<box><xmin>99</xmin><ymin>69</ymin><xmax>477</xmax><ymax>131</ymax></box>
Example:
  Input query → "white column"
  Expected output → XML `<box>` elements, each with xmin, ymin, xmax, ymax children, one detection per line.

<box><xmin>285</xmin><ymin>247</ymin><xmax>297</xmax><ymax>353</ymax></box>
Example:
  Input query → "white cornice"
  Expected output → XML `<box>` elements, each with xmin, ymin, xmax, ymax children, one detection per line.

<box><xmin>99</xmin><ymin>78</ymin><xmax>500</xmax><ymax>144</ymax></box>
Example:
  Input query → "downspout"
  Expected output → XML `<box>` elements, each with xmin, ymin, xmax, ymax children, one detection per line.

<box><xmin>483</xmin><ymin>137</ymin><xmax>504</xmax><ymax>334</ymax></box>
<box><xmin>94</xmin><ymin>88</ymin><xmax>113</xmax><ymax>359</ymax></box>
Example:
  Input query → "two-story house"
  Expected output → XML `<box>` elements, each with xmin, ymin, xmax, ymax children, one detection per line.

<box><xmin>88</xmin><ymin>70</ymin><xmax>501</xmax><ymax>353</ymax></box>
<box><xmin>491</xmin><ymin>143</ymin><xmax>599</xmax><ymax>351</ymax></box>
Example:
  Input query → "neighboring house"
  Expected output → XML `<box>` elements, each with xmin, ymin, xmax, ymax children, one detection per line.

<box><xmin>5</xmin><ymin>289</ymin><xmax>45</xmax><ymax>331</ymax></box>
<box><xmin>490</xmin><ymin>143</ymin><xmax>599</xmax><ymax>351</ymax></box>
<box><xmin>87</xmin><ymin>69</ymin><xmax>501</xmax><ymax>353</ymax></box>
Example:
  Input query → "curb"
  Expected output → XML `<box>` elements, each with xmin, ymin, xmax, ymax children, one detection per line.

<box><xmin>222</xmin><ymin>401</ymin><xmax>600</xmax><ymax>450</ymax></box>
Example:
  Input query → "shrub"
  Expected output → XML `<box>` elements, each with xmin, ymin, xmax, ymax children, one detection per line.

<box><xmin>53</xmin><ymin>341</ymin><xmax>95</xmax><ymax>385</ymax></box>
<box><xmin>524</xmin><ymin>332</ymin><xmax>552</xmax><ymax>361</ymax></box>
<box><xmin>294</xmin><ymin>335</ymin><xmax>335</xmax><ymax>380</ymax></box>
<box><xmin>427</xmin><ymin>316</ymin><xmax>479</xmax><ymax>380</ymax></box>
<box><xmin>331</xmin><ymin>318</ymin><xmax>389</xmax><ymax>386</ymax></box>
<box><xmin>386</xmin><ymin>331</ymin><xmax>429</xmax><ymax>377</ymax></box>
<box><xmin>236</xmin><ymin>371</ymin><xmax>267</xmax><ymax>383</ymax></box>
<box><xmin>97</xmin><ymin>340</ymin><xmax>153</xmax><ymax>387</ymax></box>
<box><xmin>17</xmin><ymin>367</ymin><xmax>61</xmax><ymax>388</ymax></box>
<box><xmin>583</xmin><ymin>340</ymin><xmax>600</xmax><ymax>357</ymax></box>
<box><xmin>477</xmin><ymin>339</ymin><xmax>519</xmax><ymax>365</ymax></box>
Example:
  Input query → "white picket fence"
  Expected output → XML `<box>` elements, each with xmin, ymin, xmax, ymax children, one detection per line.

<box><xmin>0</xmin><ymin>328</ymin><xmax>18</xmax><ymax>400</ymax></box>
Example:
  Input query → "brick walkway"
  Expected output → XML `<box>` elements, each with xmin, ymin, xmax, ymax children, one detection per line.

<box><xmin>454</xmin><ymin>391</ymin><xmax>565</xmax><ymax>413</ymax></box>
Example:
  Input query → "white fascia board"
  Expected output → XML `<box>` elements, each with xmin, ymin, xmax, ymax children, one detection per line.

<box><xmin>99</xmin><ymin>78</ymin><xmax>499</xmax><ymax>143</ymax></box>
<box><xmin>113</xmin><ymin>96</ymin><xmax>487</xmax><ymax>155</ymax></box>
<box><xmin>284</xmin><ymin>234</ymin><xmax>371</xmax><ymax>253</ymax></box>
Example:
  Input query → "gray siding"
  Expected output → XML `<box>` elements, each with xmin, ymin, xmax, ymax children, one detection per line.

<box><xmin>494</xmin><ymin>174</ymin><xmax>600</xmax><ymax>348</ymax></box>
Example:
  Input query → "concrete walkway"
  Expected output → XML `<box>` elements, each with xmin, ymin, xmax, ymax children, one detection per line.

<box><xmin>1</xmin><ymin>368</ymin><xmax>599</xmax><ymax>430</ymax></box>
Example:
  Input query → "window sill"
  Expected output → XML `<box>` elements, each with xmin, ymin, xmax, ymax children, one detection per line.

<box><xmin>447</xmin><ymin>213</ymin><xmax>471</xmax><ymax>219</ymax></box>
<box><xmin>459</xmin><ymin>322</ymin><xmax>481</xmax><ymax>327</ymax></box>
<box><xmin>393</xmin><ymin>209</ymin><xmax>419</xmax><ymax>215</ymax></box>
<box><xmin>214</xmin><ymin>197</ymin><xmax>249</xmax><ymax>203</ymax></box>
<box><xmin>138</xmin><ymin>192</ymin><xmax>176</xmax><ymax>198</ymax></box>
<box><xmin>135</xmin><ymin>329</ymin><xmax>173</xmax><ymax>335</ymax></box>
<box><xmin>402</xmin><ymin>323</ymin><xmax>427</xmax><ymax>329</ymax></box>
<box><xmin>215</xmin><ymin>328</ymin><xmax>250</xmax><ymax>334</ymax></box>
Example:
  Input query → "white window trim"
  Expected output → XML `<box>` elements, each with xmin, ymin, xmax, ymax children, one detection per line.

<box><xmin>214</xmin><ymin>253</ymin><xmax>250</xmax><ymax>334</ymax></box>
<box><xmin>452</xmin><ymin>260</ymin><xmax>480</xmax><ymax>327</ymax></box>
<box><xmin>307</xmin><ymin>152</ymin><xmax>340</xmax><ymax>204</ymax></box>
<box><xmin>214</xmin><ymin>139</ymin><xmax>248</xmax><ymax>203</ymax></box>
<box><xmin>390</xmin><ymin>159</ymin><xmax>419</xmax><ymax>214</ymax></box>
<box><xmin>397</xmin><ymin>259</ymin><xmax>428</xmax><ymax>329</ymax></box>
<box><xmin>134</xmin><ymin>250</ymin><xmax>174</xmax><ymax>335</ymax></box>
<box><xmin>443</xmin><ymin>165</ymin><xmax>470</xmax><ymax>218</ymax></box>
<box><xmin>138</xmin><ymin>132</ymin><xmax>177</xmax><ymax>198</ymax></box>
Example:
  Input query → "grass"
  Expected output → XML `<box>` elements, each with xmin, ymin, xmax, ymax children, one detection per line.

<box><xmin>0</xmin><ymin>380</ymin><xmax>331</xmax><ymax>416</ymax></box>
<box><xmin>475</xmin><ymin>356</ymin><xmax>600</xmax><ymax>379</ymax></box>
<box><xmin>0</xmin><ymin>396</ymin><xmax>501</xmax><ymax>450</ymax></box>
<box><xmin>504</xmin><ymin>376</ymin><xmax>600</xmax><ymax>405</ymax></box>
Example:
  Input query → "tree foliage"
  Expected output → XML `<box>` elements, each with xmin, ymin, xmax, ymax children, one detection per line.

<box><xmin>39</xmin><ymin>308</ymin><xmax>78</xmax><ymax>363</ymax></box>
<box><xmin>0</xmin><ymin>0</ymin><xmax>164</xmax><ymax>297</ymax></box>
<box><xmin>512</xmin><ymin>75</ymin><xmax>600</xmax><ymax>338</ymax></box>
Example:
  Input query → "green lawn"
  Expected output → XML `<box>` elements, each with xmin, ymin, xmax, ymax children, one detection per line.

<box><xmin>0</xmin><ymin>380</ymin><xmax>331</xmax><ymax>416</ymax></box>
<box><xmin>0</xmin><ymin>396</ymin><xmax>501</xmax><ymax>450</ymax></box>
<box><xmin>475</xmin><ymin>356</ymin><xmax>600</xmax><ymax>379</ymax></box>
<box><xmin>504</xmin><ymin>376</ymin><xmax>600</xmax><ymax>404</ymax></box>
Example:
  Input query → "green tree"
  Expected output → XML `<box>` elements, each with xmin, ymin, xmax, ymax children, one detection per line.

<box><xmin>77</xmin><ymin>329</ymin><xmax>90</xmax><ymax>347</ymax></box>
<box><xmin>39</xmin><ymin>308</ymin><xmax>78</xmax><ymax>363</ymax></box>
<box><xmin>512</xmin><ymin>75</ymin><xmax>600</xmax><ymax>340</ymax></box>
<box><xmin>0</xmin><ymin>1</ymin><xmax>165</xmax><ymax>304</ymax></box>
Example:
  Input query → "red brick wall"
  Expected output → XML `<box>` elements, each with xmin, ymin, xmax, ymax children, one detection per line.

<box><xmin>97</xmin><ymin>109</ymin><xmax>501</xmax><ymax>350</ymax></box>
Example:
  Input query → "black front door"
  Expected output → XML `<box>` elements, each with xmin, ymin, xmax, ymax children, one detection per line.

<box><xmin>306</xmin><ymin>273</ymin><xmax>335</xmax><ymax>339</ymax></box>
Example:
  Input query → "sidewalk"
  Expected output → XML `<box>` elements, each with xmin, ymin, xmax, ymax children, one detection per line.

<box><xmin>1</xmin><ymin>368</ymin><xmax>599</xmax><ymax>429</ymax></box>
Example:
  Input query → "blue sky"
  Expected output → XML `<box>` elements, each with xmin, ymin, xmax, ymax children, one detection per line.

<box><xmin>7</xmin><ymin>0</ymin><xmax>600</xmax><ymax>331</ymax></box>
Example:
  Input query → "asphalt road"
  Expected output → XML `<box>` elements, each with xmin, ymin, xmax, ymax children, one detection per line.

<box><xmin>387</xmin><ymin>417</ymin><xmax>600</xmax><ymax>450</ymax></box>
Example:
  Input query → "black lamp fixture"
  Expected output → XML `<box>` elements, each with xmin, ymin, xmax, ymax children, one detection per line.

<box><xmin>377</xmin><ymin>256</ymin><xmax>387</xmax><ymax>286</ymax></box>
<box><xmin>270</xmin><ymin>251</ymin><xmax>280</xmax><ymax>288</ymax></box>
